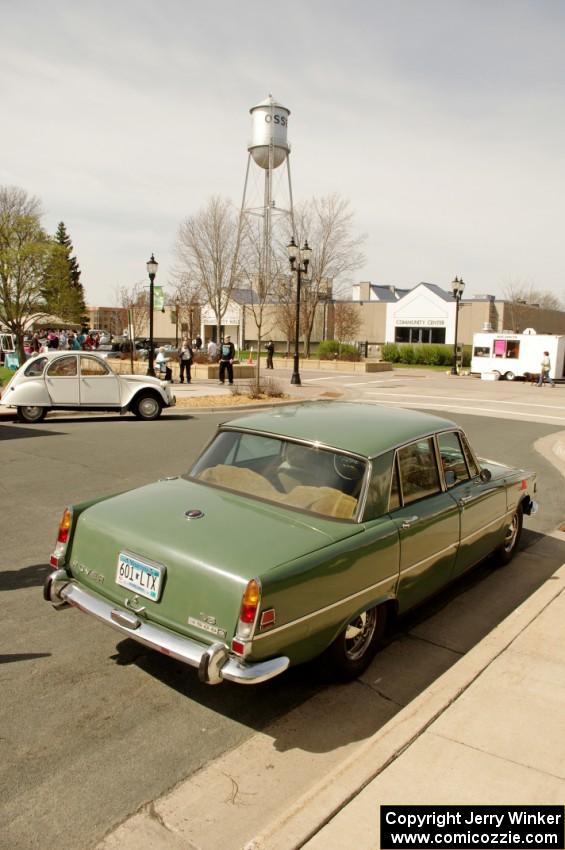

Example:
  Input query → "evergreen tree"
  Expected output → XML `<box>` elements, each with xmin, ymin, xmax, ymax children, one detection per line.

<box><xmin>42</xmin><ymin>222</ymin><xmax>87</xmax><ymax>322</ymax></box>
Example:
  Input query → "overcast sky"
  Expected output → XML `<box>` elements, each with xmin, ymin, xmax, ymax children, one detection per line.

<box><xmin>2</xmin><ymin>0</ymin><xmax>564</xmax><ymax>306</ymax></box>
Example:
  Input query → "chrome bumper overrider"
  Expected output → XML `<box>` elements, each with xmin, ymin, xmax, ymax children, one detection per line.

<box><xmin>44</xmin><ymin>574</ymin><xmax>289</xmax><ymax>685</ymax></box>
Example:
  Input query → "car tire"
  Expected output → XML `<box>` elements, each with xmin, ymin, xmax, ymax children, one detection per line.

<box><xmin>17</xmin><ymin>405</ymin><xmax>47</xmax><ymax>424</ymax></box>
<box><xmin>133</xmin><ymin>394</ymin><xmax>162</xmax><ymax>420</ymax></box>
<box><xmin>504</xmin><ymin>371</ymin><xmax>516</xmax><ymax>381</ymax></box>
<box><xmin>325</xmin><ymin>604</ymin><xmax>388</xmax><ymax>680</ymax></box>
<box><xmin>497</xmin><ymin>504</ymin><xmax>523</xmax><ymax>565</ymax></box>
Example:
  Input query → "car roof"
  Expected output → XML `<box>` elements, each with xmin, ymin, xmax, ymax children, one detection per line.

<box><xmin>222</xmin><ymin>402</ymin><xmax>458</xmax><ymax>458</ymax></box>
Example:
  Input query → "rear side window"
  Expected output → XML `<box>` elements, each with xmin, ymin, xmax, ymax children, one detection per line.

<box><xmin>24</xmin><ymin>357</ymin><xmax>47</xmax><ymax>377</ymax></box>
<box><xmin>397</xmin><ymin>438</ymin><xmax>441</xmax><ymax>505</ymax></box>
<box><xmin>80</xmin><ymin>357</ymin><xmax>110</xmax><ymax>377</ymax></box>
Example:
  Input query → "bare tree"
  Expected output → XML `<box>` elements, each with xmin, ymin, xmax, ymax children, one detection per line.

<box><xmin>0</xmin><ymin>186</ymin><xmax>51</xmax><ymax>359</ymax></box>
<box><xmin>333</xmin><ymin>302</ymin><xmax>362</xmax><ymax>348</ymax></box>
<box><xmin>293</xmin><ymin>194</ymin><xmax>366</xmax><ymax>357</ymax></box>
<box><xmin>170</xmin><ymin>276</ymin><xmax>202</xmax><ymax>344</ymax></box>
<box><xmin>174</xmin><ymin>196</ymin><xmax>241</xmax><ymax>343</ymax></box>
<box><xmin>274</xmin><ymin>276</ymin><xmax>296</xmax><ymax>355</ymax></box>
<box><xmin>238</xmin><ymin>217</ymin><xmax>287</xmax><ymax>390</ymax></box>
<box><xmin>117</xmin><ymin>281</ymin><xmax>149</xmax><ymax>344</ymax></box>
<box><xmin>503</xmin><ymin>281</ymin><xmax>563</xmax><ymax>311</ymax></box>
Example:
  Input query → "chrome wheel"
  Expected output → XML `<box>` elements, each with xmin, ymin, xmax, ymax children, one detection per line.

<box><xmin>325</xmin><ymin>604</ymin><xmax>388</xmax><ymax>679</ymax></box>
<box><xmin>498</xmin><ymin>505</ymin><xmax>523</xmax><ymax>565</ymax></box>
<box><xmin>503</xmin><ymin>512</ymin><xmax>519</xmax><ymax>553</ymax></box>
<box><xmin>344</xmin><ymin>609</ymin><xmax>379</xmax><ymax>661</ymax></box>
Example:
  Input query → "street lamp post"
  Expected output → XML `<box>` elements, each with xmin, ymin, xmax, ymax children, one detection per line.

<box><xmin>146</xmin><ymin>253</ymin><xmax>158</xmax><ymax>377</ymax></box>
<box><xmin>451</xmin><ymin>275</ymin><xmax>465</xmax><ymax>376</ymax></box>
<box><xmin>287</xmin><ymin>237</ymin><xmax>312</xmax><ymax>386</ymax></box>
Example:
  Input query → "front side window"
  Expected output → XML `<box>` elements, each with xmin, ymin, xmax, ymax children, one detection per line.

<box><xmin>397</xmin><ymin>438</ymin><xmax>441</xmax><ymax>505</ymax></box>
<box><xmin>437</xmin><ymin>431</ymin><xmax>470</xmax><ymax>487</ymax></box>
<box><xmin>47</xmin><ymin>356</ymin><xmax>77</xmax><ymax>377</ymax></box>
<box><xmin>80</xmin><ymin>357</ymin><xmax>110</xmax><ymax>377</ymax></box>
<box><xmin>189</xmin><ymin>431</ymin><xmax>367</xmax><ymax>520</ymax></box>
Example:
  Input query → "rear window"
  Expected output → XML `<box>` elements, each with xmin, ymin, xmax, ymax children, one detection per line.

<box><xmin>188</xmin><ymin>431</ymin><xmax>367</xmax><ymax>521</ymax></box>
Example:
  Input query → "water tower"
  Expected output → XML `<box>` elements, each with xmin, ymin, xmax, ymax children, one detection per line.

<box><xmin>238</xmin><ymin>95</ymin><xmax>296</xmax><ymax>311</ymax></box>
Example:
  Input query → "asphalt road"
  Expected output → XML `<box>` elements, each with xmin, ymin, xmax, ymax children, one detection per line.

<box><xmin>1</xmin><ymin>404</ymin><xmax>563</xmax><ymax>850</ymax></box>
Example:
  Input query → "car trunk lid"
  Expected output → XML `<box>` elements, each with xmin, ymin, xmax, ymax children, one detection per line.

<box><xmin>67</xmin><ymin>478</ymin><xmax>362</xmax><ymax>646</ymax></box>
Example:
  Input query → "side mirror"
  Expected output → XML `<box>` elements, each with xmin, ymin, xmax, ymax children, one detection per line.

<box><xmin>480</xmin><ymin>468</ymin><xmax>492</xmax><ymax>483</ymax></box>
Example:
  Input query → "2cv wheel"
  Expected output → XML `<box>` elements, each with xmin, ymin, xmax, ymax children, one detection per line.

<box><xmin>326</xmin><ymin>604</ymin><xmax>388</xmax><ymax>680</ymax></box>
<box><xmin>17</xmin><ymin>405</ymin><xmax>47</xmax><ymax>423</ymax></box>
<box><xmin>133</xmin><ymin>394</ymin><xmax>162</xmax><ymax>420</ymax></box>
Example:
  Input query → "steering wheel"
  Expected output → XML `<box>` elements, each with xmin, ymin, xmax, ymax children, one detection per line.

<box><xmin>333</xmin><ymin>455</ymin><xmax>365</xmax><ymax>481</ymax></box>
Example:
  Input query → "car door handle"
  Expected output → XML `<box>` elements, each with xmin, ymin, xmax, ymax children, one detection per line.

<box><xmin>400</xmin><ymin>516</ymin><xmax>419</xmax><ymax>529</ymax></box>
<box><xmin>458</xmin><ymin>495</ymin><xmax>474</xmax><ymax>506</ymax></box>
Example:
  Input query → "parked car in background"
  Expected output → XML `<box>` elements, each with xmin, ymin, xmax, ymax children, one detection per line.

<box><xmin>44</xmin><ymin>403</ymin><xmax>537</xmax><ymax>685</ymax></box>
<box><xmin>0</xmin><ymin>352</ymin><xmax>175</xmax><ymax>422</ymax></box>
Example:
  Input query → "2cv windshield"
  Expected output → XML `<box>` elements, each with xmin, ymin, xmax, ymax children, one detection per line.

<box><xmin>188</xmin><ymin>430</ymin><xmax>367</xmax><ymax>521</ymax></box>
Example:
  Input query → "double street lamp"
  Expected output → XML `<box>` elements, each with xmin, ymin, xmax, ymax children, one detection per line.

<box><xmin>451</xmin><ymin>275</ymin><xmax>465</xmax><ymax>376</ymax></box>
<box><xmin>146</xmin><ymin>253</ymin><xmax>158</xmax><ymax>377</ymax></box>
<box><xmin>287</xmin><ymin>237</ymin><xmax>312</xmax><ymax>386</ymax></box>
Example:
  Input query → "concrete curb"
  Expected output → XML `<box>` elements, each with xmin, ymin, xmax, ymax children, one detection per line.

<box><xmin>244</xmin><ymin>563</ymin><xmax>565</xmax><ymax>850</ymax></box>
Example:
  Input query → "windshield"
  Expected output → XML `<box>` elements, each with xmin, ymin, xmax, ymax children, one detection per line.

<box><xmin>188</xmin><ymin>430</ymin><xmax>367</xmax><ymax>521</ymax></box>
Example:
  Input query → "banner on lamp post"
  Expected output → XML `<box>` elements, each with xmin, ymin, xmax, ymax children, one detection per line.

<box><xmin>153</xmin><ymin>286</ymin><xmax>165</xmax><ymax>311</ymax></box>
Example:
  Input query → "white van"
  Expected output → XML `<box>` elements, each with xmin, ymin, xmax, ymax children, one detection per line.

<box><xmin>470</xmin><ymin>331</ymin><xmax>565</xmax><ymax>381</ymax></box>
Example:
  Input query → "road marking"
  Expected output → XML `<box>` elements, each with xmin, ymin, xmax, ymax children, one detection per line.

<box><xmin>300</xmin><ymin>376</ymin><xmax>342</xmax><ymax>383</ymax></box>
<box><xmin>357</xmin><ymin>398</ymin><xmax>565</xmax><ymax>422</ymax></box>
<box><xmin>343</xmin><ymin>379</ymin><xmax>402</xmax><ymax>387</ymax></box>
<box><xmin>364</xmin><ymin>391</ymin><xmax>565</xmax><ymax>411</ymax></box>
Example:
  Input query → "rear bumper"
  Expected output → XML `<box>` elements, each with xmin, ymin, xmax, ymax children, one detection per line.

<box><xmin>44</xmin><ymin>573</ymin><xmax>288</xmax><ymax>685</ymax></box>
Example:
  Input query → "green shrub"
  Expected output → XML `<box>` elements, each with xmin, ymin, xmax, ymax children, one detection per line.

<box><xmin>317</xmin><ymin>340</ymin><xmax>360</xmax><ymax>361</ymax></box>
<box><xmin>381</xmin><ymin>343</ymin><xmax>400</xmax><ymax>362</ymax></box>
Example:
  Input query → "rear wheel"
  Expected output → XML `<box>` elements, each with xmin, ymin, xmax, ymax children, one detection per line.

<box><xmin>133</xmin><ymin>394</ymin><xmax>162</xmax><ymax>420</ymax></box>
<box><xmin>325</xmin><ymin>604</ymin><xmax>388</xmax><ymax>679</ymax></box>
<box><xmin>497</xmin><ymin>504</ymin><xmax>523</xmax><ymax>565</ymax></box>
<box><xmin>17</xmin><ymin>405</ymin><xmax>47</xmax><ymax>423</ymax></box>
<box><xmin>504</xmin><ymin>371</ymin><xmax>516</xmax><ymax>381</ymax></box>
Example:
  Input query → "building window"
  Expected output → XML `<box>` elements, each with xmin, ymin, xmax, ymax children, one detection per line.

<box><xmin>394</xmin><ymin>326</ymin><xmax>446</xmax><ymax>344</ymax></box>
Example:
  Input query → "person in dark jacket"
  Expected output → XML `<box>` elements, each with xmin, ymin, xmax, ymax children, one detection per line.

<box><xmin>265</xmin><ymin>340</ymin><xmax>274</xmax><ymax>369</ymax></box>
<box><xmin>178</xmin><ymin>338</ymin><xmax>193</xmax><ymax>383</ymax></box>
<box><xmin>219</xmin><ymin>336</ymin><xmax>235</xmax><ymax>384</ymax></box>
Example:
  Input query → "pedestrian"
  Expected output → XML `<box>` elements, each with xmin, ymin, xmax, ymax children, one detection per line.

<box><xmin>219</xmin><ymin>335</ymin><xmax>235</xmax><ymax>384</ymax></box>
<box><xmin>195</xmin><ymin>335</ymin><xmax>202</xmax><ymax>351</ymax></box>
<box><xmin>537</xmin><ymin>351</ymin><xmax>555</xmax><ymax>387</ymax></box>
<box><xmin>265</xmin><ymin>340</ymin><xmax>275</xmax><ymax>369</ymax></box>
<box><xmin>207</xmin><ymin>339</ymin><xmax>217</xmax><ymax>362</ymax></box>
<box><xmin>178</xmin><ymin>338</ymin><xmax>193</xmax><ymax>383</ymax></box>
<box><xmin>155</xmin><ymin>347</ymin><xmax>173</xmax><ymax>382</ymax></box>
<box><xmin>31</xmin><ymin>332</ymin><xmax>41</xmax><ymax>353</ymax></box>
<box><xmin>59</xmin><ymin>330</ymin><xmax>68</xmax><ymax>350</ymax></box>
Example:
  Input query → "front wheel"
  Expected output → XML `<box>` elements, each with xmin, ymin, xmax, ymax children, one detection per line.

<box><xmin>17</xmin><ymin>405</ymin><xmax>47</xmax><ymax>423</ymax></box>
<box><xmin>133</xmin><ymin>395</ymin><xmax>162</xmax><ymax>420</ymax></box>
<box><xmin>497</xmin><ymin>504</ymin><xmax>523</xmax><ymax>565</ymax></box>
<box><xmin>504</xmin><ymin>371</ymin><xmax>516</xmax><ymax>381</ymax></box>
<box><xmin>325</xmin><ymin>604</ymin><xmax>388</xmax><ymax>679</ymax></box>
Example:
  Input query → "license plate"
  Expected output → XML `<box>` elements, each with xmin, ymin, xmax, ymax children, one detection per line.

<box><xmin>116</xmin><ymin>552</ymin><xmax>164</xmax><ymax>601</ymax></box>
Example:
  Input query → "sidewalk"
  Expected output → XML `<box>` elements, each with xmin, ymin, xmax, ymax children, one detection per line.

<box><xmin>247</xmin><ymin>558</ymin><xmax>565</xmax><ymax>850</ymax></box>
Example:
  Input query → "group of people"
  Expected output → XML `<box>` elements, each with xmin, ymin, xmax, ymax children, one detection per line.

<box><xmin>26</xmin><ymin>329</ymin><xmax>108</xmax><ymax>354</ymax></box>
<box><xmin>155</xmin><ymin>335</ymin><xmax>234</xmax><ymax>384</ymax></box>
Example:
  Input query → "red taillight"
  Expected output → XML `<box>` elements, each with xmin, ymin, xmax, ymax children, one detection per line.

<box><xmin>239</xmin><ymin>579</ymin><xmax>260</xmax><ymax>624</ymax></box>
<box><xmin>57</xmin><ymin>509</ymin><xmax>72</xmax><ymax>544</ymax></box>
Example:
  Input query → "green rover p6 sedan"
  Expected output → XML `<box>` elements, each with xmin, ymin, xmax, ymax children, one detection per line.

<box><xmin>44</xmin><ymin>403</ymin><xmax>537</xmax><ymax>685</ymax></box>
